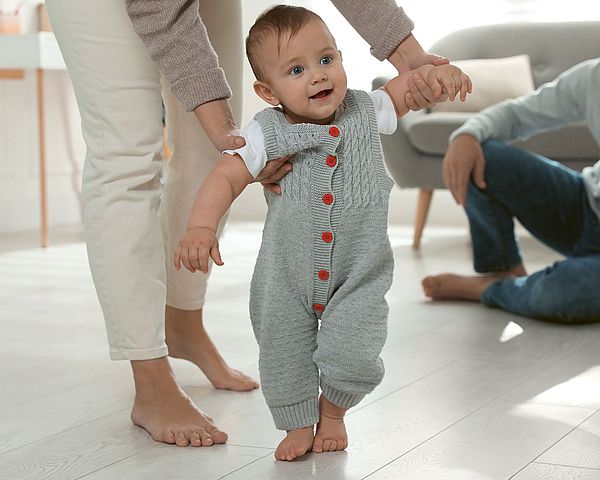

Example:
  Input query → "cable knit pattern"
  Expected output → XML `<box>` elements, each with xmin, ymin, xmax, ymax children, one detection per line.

<box><xmin>250</xmin><ymin>90</ymin><xmax>394</xmax><ymax>430</ymax></box>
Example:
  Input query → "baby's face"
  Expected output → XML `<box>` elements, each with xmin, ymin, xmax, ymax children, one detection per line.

<box><xmin>254</xmin><ymin>19</ymin><xmax>347</xmax><ymax>125</ymax></box>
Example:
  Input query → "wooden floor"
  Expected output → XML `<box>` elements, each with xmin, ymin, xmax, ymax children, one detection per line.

<box><xmin>1</xmin><ymin>223</ymin><xmax>599</xmax><ymax>480</ymax></box>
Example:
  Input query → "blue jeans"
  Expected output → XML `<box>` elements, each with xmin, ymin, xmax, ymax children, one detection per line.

<box><xmin>466</xmin><ymin>140</ymin><xmax>600</xmax><ymax>324</ymax></box>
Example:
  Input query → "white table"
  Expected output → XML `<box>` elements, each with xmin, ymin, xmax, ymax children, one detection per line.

<box><xmin>0</xmin><ymin>32</ymin><xmax>67</xmax><ymax>247</ymax></box>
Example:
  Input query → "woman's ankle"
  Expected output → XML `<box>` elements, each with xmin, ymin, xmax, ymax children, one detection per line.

<box><xmin>131</xmin><ymin>357</ymin><xmax>178</xmax><ymax>397</ymax></box>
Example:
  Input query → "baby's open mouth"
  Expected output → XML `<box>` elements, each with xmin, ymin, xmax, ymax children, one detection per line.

<box><xmin>310</xmin><ymin>89</ymin><xmax>332</xmax><ymax>99</ymax></box>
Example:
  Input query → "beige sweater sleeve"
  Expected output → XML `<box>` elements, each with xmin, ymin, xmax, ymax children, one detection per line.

<box><xmin>125</xmin><ymin>1</ymin><xmax>414</xmax><ymax>112</ymax></box>
<box><xmin>330</xmin><ymin>0</ymin><xmax>414</xmax><ymax>61</ymax></box>
<box><xmin>125</xmin><ymin>0</ymin><xmax>231</xmax><ymax>112</ymax></box>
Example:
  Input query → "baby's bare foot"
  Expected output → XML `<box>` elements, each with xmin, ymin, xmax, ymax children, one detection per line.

<box><xmin>131</xmin><ymin>358</ymin><xmax>228</xmax><ymax>447</ymax></box>
<box><xmin>165</xmin><ymin>306</ymin><xmax>259</xmax><ymax>392</ymax></box>
<box><xmin>275</xmin><ymin>426</ymin><xmax>314</xmax><ymax>461</ymax></box>
<box><xmin>313</xmin><ymin>395</ymin><xmax>348</xmax><ymax>453</ymax></box>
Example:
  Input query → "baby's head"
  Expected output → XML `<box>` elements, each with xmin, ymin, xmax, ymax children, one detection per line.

<box><xmin>246</xmin><ymin>5</ymin><xmax>347</xmax><ymax>125</ymax></box>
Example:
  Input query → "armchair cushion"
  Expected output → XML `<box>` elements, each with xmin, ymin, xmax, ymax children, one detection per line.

<box><xmin>406</xmin><ymin>112</ymin><xmax>598</xmax><ymax>160</ymax></box>
<box><xmin>406</xmin><ymin>112</ymin><xmax>472</xmax><ymax>155</ymax></box>
<box><xmin>431</xmin><ymin>55</ymin><xmax>535</xmax><ymax>113</ymax></box>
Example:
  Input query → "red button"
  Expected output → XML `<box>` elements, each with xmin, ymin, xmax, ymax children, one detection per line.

<box><xmin>318</xmin><ymin>270</ymin><xmax>329</xmax><ymax>281</ymax></box>
<box><xmin>313</xmin><ymin>303</ymin><xmax>325</xmax><ymax>313</ymax></box>
<box><xmin>326</xmin><ymin>155</ymin><xmax>337</xmax><ymax>167</ymax></box>
<box><xmin>322</xmin><ymin>193</ymin><xmax>334</xmax><ymax>205</ymax></box>
<box><xmin>329</xmin><ymin>126</ymin><xmax>340</xmax><ymax>137</ymax></box>
<box><xmin>322</xmin><ymin>231</ymin><xmax>333</xmax><ymax>243</ymax></box>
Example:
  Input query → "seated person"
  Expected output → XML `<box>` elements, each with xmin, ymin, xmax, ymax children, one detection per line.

<box><xmin>422</xmin><ymin>58</ymin><xmax>600</xmax><ymax>324</ymax></box>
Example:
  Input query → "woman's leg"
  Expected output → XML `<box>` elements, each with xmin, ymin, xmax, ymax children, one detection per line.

<box><xmin>159</xmin><ymin>0</ymin><xmax>257</xmax><ymax>392</ymax></box>
<box><xmin>47</xmin><ymin>0</ymin><xmax>228</xmax><ymax>446</ymax></box>
<box><xmin>48</xmin><ymin>0</ymin><xmax>166</xmax><ymax>361</ymax></box>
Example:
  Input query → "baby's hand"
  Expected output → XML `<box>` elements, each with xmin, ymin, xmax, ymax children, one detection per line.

<box><xmin>423</xmin><ymin>63</ymin><xmax>472</xmax><ymax>102</ymax></box>
<box><xmin>174</xmin><ymin>227</ymin><xmax>223</xmax><ymax>274</ymax></box>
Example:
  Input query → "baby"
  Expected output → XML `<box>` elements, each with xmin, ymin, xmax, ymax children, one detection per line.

<box><xmin>174</xmin><ymin>5</ymin><xmax>470</xmax><ymax>461</ymax></box>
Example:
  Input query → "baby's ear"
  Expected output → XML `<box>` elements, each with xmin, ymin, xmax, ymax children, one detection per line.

<box><xmin>338</xmin><ymin>50</ymin><xmax>343</xmax><ymax>62</ymax></box>
<box><xmin>253</xmin><ymin>81</ymin><xmax>280</xmax><ymax>107</ymax></box>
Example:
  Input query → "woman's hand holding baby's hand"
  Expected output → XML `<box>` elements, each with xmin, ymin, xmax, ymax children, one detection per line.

<box><xmin>425</xmin><ymin>63</ymin><xmax>472</xmax><ymax>102</ymax></box>
<box><xmin>174</xmin><ymin>227</ymin><xmax>223</xmax><ymax>274</ymax></box>
<box><xmin>405</xmin><ymin>64</ymin><xmax>472</xmax><ymax>111</ymax></box>
<box><xmin>405</xmin><ymin>72</ymin><xmax>448</xmax><ymax>110</ymax></box>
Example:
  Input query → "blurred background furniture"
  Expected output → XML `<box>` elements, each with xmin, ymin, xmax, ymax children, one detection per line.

<box><xmin>0</xmin><ymin>3</ymin><xmax>63</xmax><ymax>247</ymax></box>
<box><xmin>374</xmin><ymin>21</ymin><xmax>600</xmax><ymax>249</ymax></box>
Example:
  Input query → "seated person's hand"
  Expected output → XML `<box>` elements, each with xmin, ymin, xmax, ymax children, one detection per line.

<box><xmin>443</xmin><ymin>134</ymin><xmax>487</xmax><ymax>206</ymax></box>
<box><xmin>174</xmin><ymin>227</ymin><xmax>223</xmax><ymax>274</ymax></box>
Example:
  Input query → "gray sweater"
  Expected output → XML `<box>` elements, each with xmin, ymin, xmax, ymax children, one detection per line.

<box><xmin>451</xmin><ymin>59</ymin><xmax>600</xmax><ymax>220</ymax></box>
<box><xmin>125</xmin><ymin>0</ymin><xmax>414</xmax><ymax>111</ymax></box>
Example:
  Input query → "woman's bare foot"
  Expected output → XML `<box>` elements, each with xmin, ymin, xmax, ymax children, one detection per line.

<box><xmin>422</xmin><ymin>264</ymin><xmax>527</xmax><ymax>301</ymax></box>
<box><xmin>313</xmin><ymin>395</ymin><xmax>348</xmax><ymax>453</ymax></box>
<box><xmin>130</xmin><ymin>357</ymin><xmax>228</xmax><ymax>447</ymax></box>
<box><xmin>165</xmin><ymin>306</ymin><xmax>259</xmax><ymax>391</ymax></box>
<box><xmin>275</xmin><ymin>426</ymin><xmax>315</xmax><ymax>461</ymax></box>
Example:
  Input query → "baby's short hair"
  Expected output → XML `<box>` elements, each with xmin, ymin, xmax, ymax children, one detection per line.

<box><xmin>246</xmin><ymin>5</ymin><xmax>324</xmax><ymax>81</ymax></box>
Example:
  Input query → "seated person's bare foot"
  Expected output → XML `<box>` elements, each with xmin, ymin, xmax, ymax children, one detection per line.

<box><xmin>165</xmin><ymin>306</ymin><xmax>259</xmax><ymax>391</ymax></box>
<box><xmin>421</xmin><ymin>273</ymin><xmax>497</xmax><ymax>301</ymax></box>
<box><xmin>274</xmin><ymin>426</ymin><xmax>314</xmax><ymax>461</ymax></box>
<box><xmin>313</xmin><ymin>395</ymin><xmax>348</xmax><ymax>453</ymax></box>
<box><xmin>130</xmin><ymin>357</ymin><xmax>228</xmax><ymax>447</ymax></box>
<box><xmin>422</xmin><ymin>264</ymin><xmax>527</xmax><ymax>301</ymax></box>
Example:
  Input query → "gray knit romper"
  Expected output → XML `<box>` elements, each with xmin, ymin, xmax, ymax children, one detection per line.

<box><xmin>249</xmin><ymin>89</ymin><xmax>394</xmax><ymax>430</ymax></box>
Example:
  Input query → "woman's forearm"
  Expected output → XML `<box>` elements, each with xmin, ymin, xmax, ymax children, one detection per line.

<box><xmin>125</xmin><ymin>0</ymin><xmax>231</xmax><ymax>112</ymax></box>
<box><xmin>329</xmin><ymin>0</ymin><xmax>414</xmax><ymax>61</ymax></box>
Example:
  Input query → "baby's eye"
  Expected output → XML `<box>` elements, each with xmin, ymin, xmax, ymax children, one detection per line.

<box><xmin>290</xmin><ymin>65</ymin><xmax>304</xmax><ymax>76</ymax></box>
<box><xmin>320</xmin><ymin>56</ymin><xmax>333</xmax><ymax>65</ymax></box>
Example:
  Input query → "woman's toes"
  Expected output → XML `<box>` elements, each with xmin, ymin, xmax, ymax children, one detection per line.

<box><xmin>162</xmin><ymin>431</ymin><xmax>176</xmax><ymax>444</ymax></box>
<box><xmin>199</xmin><ymin>429</ymin><xmax>214</xmax><ymax>446</ymax></box>
<box><xmin>175</xmin><ymin>432</ymin><xmax>189</xmax><ymax>447</ymax></box>
<box><xmin>208</xmin><ymin>427</ymin><xmax>227</xmax><ymax>444</ymax></box>
<box><xmin>188</xmin><ymin>431</ymin><xmax>202</xmax><ymax>447</ymax></box>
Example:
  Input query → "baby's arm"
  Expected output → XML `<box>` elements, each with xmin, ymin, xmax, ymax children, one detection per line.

<box><xmin>174</xmin><ymin>154</ymin><xmax>253</xmax><ymax>273</ymax></box>
<box><xmin>383</xmin><ymin>64</ymin><xmax>472</xmax><ymax>117</ymax></box>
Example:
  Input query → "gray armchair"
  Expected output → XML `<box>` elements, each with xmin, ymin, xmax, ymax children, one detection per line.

<box><xmin>374</xmin><ymin>21</ymin><xmax>600</xmax><ymax>248</ymax></box>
